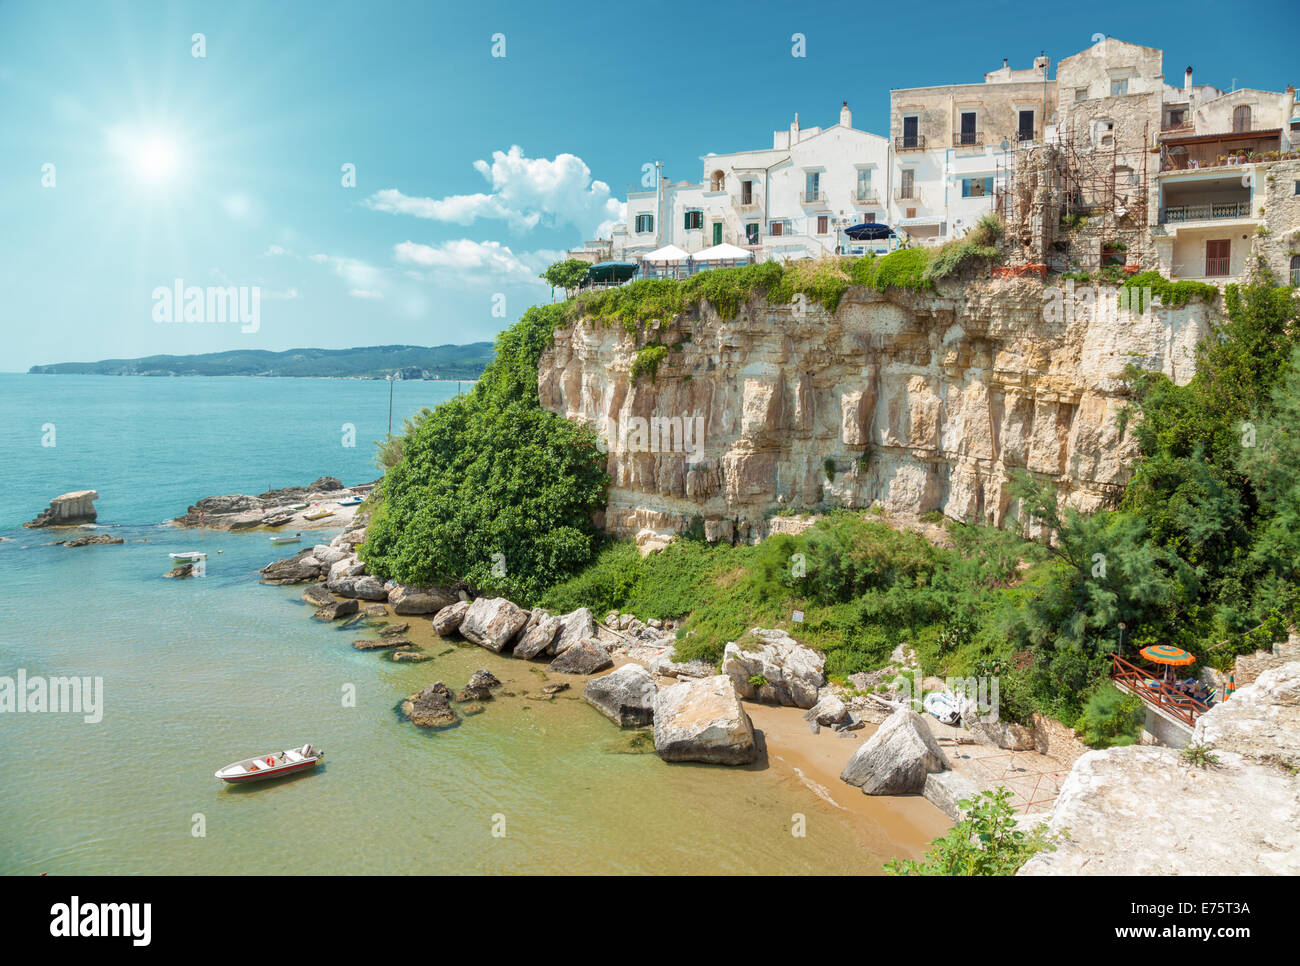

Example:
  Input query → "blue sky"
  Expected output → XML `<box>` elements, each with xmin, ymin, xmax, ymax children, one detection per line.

<box><xmin>1</xmin><ymin>0</ymin><xmax>1294</xmax><ymax>370</ymax></box>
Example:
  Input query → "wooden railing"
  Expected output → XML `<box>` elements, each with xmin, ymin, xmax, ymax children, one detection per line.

<box><xmin>1110</xmin><ymin>653</ymin><xmax>1209</xmax><ymax>729</ymax></box>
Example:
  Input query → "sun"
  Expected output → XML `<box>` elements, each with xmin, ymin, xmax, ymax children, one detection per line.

<box><xmin>134</xmin><ymin>136</ymin><xmax>177</xmax><ymax>181</ymax></box>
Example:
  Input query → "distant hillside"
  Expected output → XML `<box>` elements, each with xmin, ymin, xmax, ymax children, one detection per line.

<box><xmin>27</xmin><ymin>344</ymin><xmax>495</xmax><ymax>380</ymax></box>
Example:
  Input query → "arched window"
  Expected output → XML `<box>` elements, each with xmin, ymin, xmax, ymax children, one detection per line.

<box><xmin>710</xmin><ymin>170</ymin><xmax>725</xmax><ymax>192</ymax></box>
<box><xmin>1233</xmin><ymin>105</ymin><xmax>1251</xmax><ymax>133</ymax></box>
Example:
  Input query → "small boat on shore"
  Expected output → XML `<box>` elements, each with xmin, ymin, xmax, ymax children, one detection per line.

<box><xmin>303</xmin><ymin>508</ymin><xmax>334</xmax><ymax>521</ymax></box>
<box><xmin>214</xmin><ymin>743</ymin><xmax>324</xmax><ymax>784</ymax></box>
<box><xmin>923</xmin><ymin>692</ymin><xmax>962</xmax><ymax>726</ymax></box>
<box><xmin>337</xmin><ymin>495</ymin><xmax>363</xmax><ymax>507</ymax></box>
<box><xmin>269</xmin><ymin>532</ymin><xmax>302</xmax><ymax>545</ymax></box>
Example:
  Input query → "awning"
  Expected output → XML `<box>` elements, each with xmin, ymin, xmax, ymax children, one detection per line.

<box><xmin>586</xmin><ymin>261</ymin><xmax>638</xmax><ymax>283</ymax></box>
<box><xmin>898</xmin><ymin>216</ymin><xmax>944</xmax><ymax>226</ymax></box>
<box><xmin>691</xmin><ymin>242</ymin><xmax>753</xmax><ymax>261</ymax></box>
<box><xmin>642</xmin><ymin>244</ymin><xmax>690</xmax><ymax>262</ymax></box>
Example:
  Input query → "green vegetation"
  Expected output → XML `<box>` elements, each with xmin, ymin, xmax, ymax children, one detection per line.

<box><xmin>1180</xmin><ymin>742</ymin><xmax>1221</xmax><ymax>768</ymax></box>
<box><xmin>631</xmin><ymin>343</ymin><xmax>669</xmax><ymax>383</ymax></box>
<box><xmin>885</xmin><ymin>788</ymin><xmax>1059</xmax><ymax>876</ymax></box>
<box><xmin>360</xmin><ymin>303</ymin><xmax>609</xmax><ymax>603</ymax></box>
<box><xmin>1120</xmin><ymin>270</ymin><xmax>1219</xmax><ymax>308</ymax></box>
<box><xmin>540</xmin><ymin>259</ymin><xmax>591</xmax><ymax>298</ymax></box>
<box><xmin>28</xmin><ymin>343</ymin><xmax>496</xmax><ymax>379</ymax></box>
<box><xmin>374</xmin><ymin>407</ymin><xmax>433</xmax><ymax>471</ymax></box>
<box><xmin>1077</xmin><ymin>685</ymin><xmax>1143</xmax><ymax>748</ymax></box>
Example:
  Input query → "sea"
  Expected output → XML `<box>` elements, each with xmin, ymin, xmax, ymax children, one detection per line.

<box><xmin>0</xmin><ymin>373</ymin><xmax>939</xmax><ymax>874</ymax></box>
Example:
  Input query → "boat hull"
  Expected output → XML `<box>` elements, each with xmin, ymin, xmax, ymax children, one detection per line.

<box><xmin>218</xmin><ymin>760</ymin><xmax>320</xmax><ymax>783</ymax></box>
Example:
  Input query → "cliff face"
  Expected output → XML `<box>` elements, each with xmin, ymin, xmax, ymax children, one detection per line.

<box><xmin>538</xmin><ymin>277</ymin><xmax>1214</xmax><ymax>542</ymax></box>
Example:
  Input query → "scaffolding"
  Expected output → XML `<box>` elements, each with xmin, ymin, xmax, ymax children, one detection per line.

<box><xmin>995</xmin><ymin>122</ymin><xmax>1151</xmax><ymax>273</ymax></box>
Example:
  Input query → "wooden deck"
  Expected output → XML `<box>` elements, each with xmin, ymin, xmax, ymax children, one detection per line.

<box><xmin>1110</xmin><ymin>653</ymin><xmax>1210</xmax><ymax>729</ymax></box>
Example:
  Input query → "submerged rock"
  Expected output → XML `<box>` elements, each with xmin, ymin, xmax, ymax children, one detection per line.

<box><xmin>432</xmin><ymin>600</ymin><xmax>471</xmax><ymax>636</ymax></box>
<box><xmin>839</xmin><ymin>707</ymin><xmax>950</xmax><ymax>794</ymax></box>
<box><xmin>390</xmin><ymin>649</ymin><xmax>430</xmax><ymax>662</ymax></box>
<box><xmin>377</xmin><ymin>622</ymin><xmax>411</xmax><ymax>637</ymax></box>
<box><xmin>313</xmin><ymin>598</ymin><xmax>359</xmax><ymax>621</ymax></box>
<box><xmin>402</xmin><ymin>682</ymin><xmax>459</xmax><ymax>729</ymax></box>
<box><xmin>547</xmin><ymin>639</ymin><xmax>613</xmax><ymax>675</ymax></box>
<box><xmin>302</xmin><ymin>584</ymin><xmax>335</xmax><ymax>606</ymax></box>
<box><xmin>163</xmin><ymin>563</ymin><xmax>194</xmax><ymax>578</ymax></box>
<box><xmin>353</xmin><ymin>637</ymin><xmax>409</xmax><ymax>650</ymax></box>
<box><xmin>653</xmin><ymin>675</ymin><xmax>758</xmax><ymax>765</ymax></box>
<box><xmin>584</xmin><ymin>664</ymin><xmax>656</xmax><ymax>727</ymax></box>
<box><xmin>62</xmin><ymin>533</ymin><xmax>124</xmax><ymax>547</ymax></box>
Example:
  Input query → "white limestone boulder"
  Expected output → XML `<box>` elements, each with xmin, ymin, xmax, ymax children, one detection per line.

<box><xmin>653</xmin><ymin>675</ymin><xmax>758</xmax><ymax>765</ymax></box>
<box><xmin>722</xmin><ymin>628</ymin><xmax>825</xmax><ymax>709</ymax></box>
<box><xmin>839</xmin><ymin>707</ymin><xmax>951</xmax><ymax>794</ymax></box>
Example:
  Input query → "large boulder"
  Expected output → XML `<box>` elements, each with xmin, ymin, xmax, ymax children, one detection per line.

<box><xmin>458</xmin><ymin>597</ymin><xmax>529</xmax><ymax>652</ymax></box>
<box><xmin>1193</xmin><ymin>662</ymin><xmax>1300</xmax><ymax>769</ymax></box>
<box><xmin>311</xmin><ymin>545</ymin><xmax>350</xmax><ymax>567</ymax></box>
<box><xmin>1019</xmin><ymin>746</ymin><xmax>1300</xmax><ymax>875</ymax></box>
<box><xmin>328</xmin><ymin>556</ymin><xmax>365</xmax><ymax>583</ymax></box>
<box><xmin>804</xmin><ymin>692</ymin><xmax>850</xmax><ymax>727</ymax></box>
<box><xmin>962</xmin><ymin>704</ymin><xmax>1037</xmax><ymax>751</ymax></box>
<box><xmin>548</xmin><ymin>639</ymin><xmax>613</xmax><ymax>675</ymax></box>
<box><xmin>25</xmin><ymin>490</ymin><xmax>99</xmax><ymax>528</ymax></box>
<box><xmin>839</xmin><ymin>707</ymin><xmax>951</xmax><ymax>794</ymax></box>
<box><xmin>553</xmin><ymin>608</ymin><xmax>596</xmax><ymax>655</ymax></box>
<box><xmin>514</xmin><ymin>614</ymin><xmax>561</xmax><ymax>660</ymax></box>
<box><xmin>302</xmin><ymin>585</ymin><xmax>335</xmax><ymax>606</ymax></box>
<box><xmin>388</xmin><ymin>583</ymin><xmax>458</xmax><ymax>615</ymax></box>
<box><xmin>584</xmin><ymin>664</ymin><xmax>657</xmax><ymax>726</ymax></box>
<box><xmin>260</xmin><ymin>550</ymin><xmax>323</xmax><ymax>584</ymax></box>
<box><xmin>722</xmin><ymin>628</ymin><xmax>825</xmax><ymax>709</ymax></box>
<box><xmin>313</xmin><ymin>597</ymin><xmax>359</xmax><ymax>621</ymax></box>
<box><xmin>401</xmin><ymin>682</ymin><xmax>459</xmax><ymax>729</ymax></box>
<box><xmin>649</xmin><ymin>647</ymin><xmax>715</xmax><ymax>680</ymax></box>
<box><xmin>431</xmin><ymin>600</ymin><xmax>471</xmax><ymax>636</ymax></box>
<box><xmin>327</xmin><ymin>573</ymin><xmax>387</xmax><ymax>600</ymax></box>
<box><xmin>653</xmin><ymin>675</ymin><xmax>758</xmax><ymax>765</ymax></box>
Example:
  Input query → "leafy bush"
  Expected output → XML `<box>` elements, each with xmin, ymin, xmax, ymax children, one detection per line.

<box><xmin>631</xmin><ymin>343</ymin><xmax>669</xmax><ymax>382</ymax></box>
<box><xmin>885</xmin><ymin>788</ymin><xmax>1058</xmax><ymax>876</ymax></box>
<box><xmin>1077</xmin><ymin>684</ymin><xmax>1144</xmax><ymax>748</ymax></box>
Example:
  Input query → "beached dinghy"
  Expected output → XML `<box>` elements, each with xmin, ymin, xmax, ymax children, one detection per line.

<box><xmin>214</xmin><ymin>744</ymin><xmax>324</xmax><ymax>784</ymax></box>
<box><xmin>269</xmin><ymin>531</ymin><xmax>302</xmax><ymax>545</ymax></box>
<box><xmin>169</xmin><ymin>551</ymin><xmax>206</xmax><ymax>563</ymax></box>
<box><xmin>302</xmin><ymin>507</ymin><xmax>334</xmax><ymax>521</ymax></box>
<box><xmin>337</xmin><ymin>495</ymin><xmax>363</xmax><ymax>507</ymax></box>
<box><xmin>923</xmin><ymin>692</ymin><xmax>962</xmax><ymax>726</ymax></box>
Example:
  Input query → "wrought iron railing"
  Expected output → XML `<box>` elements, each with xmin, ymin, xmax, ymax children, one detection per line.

<box><xmin>895</xmin><ymin>134</ymin><xmax>926</xmax><ymax>151</ymax></box>
<box><xmin>1159</xmin><ymin>201</ymin><xmax>1251</xmax><ymax>223</ymax></box>
<box><xmin>953</xmin><ymin>131</ymin><xmax>983</xmax><ymax>147</ymax></box>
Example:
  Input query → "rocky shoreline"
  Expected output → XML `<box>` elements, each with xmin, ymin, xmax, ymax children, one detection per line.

<box><xmin>173</xmin><ymin>476</ymin><xmax>375</xmax><ymax>531</ymax></box>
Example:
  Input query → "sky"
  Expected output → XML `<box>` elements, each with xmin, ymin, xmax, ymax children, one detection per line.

<box><xmin>0</xmin><ymin>0</ymin><xmax>1295</xmax><ymax>371</ymax></box>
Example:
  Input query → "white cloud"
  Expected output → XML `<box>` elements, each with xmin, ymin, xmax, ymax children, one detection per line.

<box><xmin>348</xmin><ymin>289</ymin><xmax>383</xmax><ymax>299</ymax></box>
<box><xmin>393</xmin><ymin>239</ymin><xmax>557</xmax><ymax>286</ymax></box>
<box><xmin>367</xmin><ymin>145</ymin><xmax>625</xmax><ymax>238</ymax></box>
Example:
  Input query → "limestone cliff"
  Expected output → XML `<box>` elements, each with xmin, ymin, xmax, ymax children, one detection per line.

<box><xmin>538</xmin><ymin>277</ymin><xmax>1214</xmax><ymax>541</ymax></box>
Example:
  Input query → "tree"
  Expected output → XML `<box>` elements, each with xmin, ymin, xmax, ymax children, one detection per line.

<box><xmin>885</xmin><ymin>788</ymin><xmax>1058</xmax><ymax>875</ymax></box>
<box><xmin>540</xmin><ymin>259</ymin><xmax>591</xmax><ymax>299</ymax></box>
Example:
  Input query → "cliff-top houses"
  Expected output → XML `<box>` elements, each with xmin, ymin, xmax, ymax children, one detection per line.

<box><xmin>571</xmin><ymin>36</ymin><xmax>1299</xmax><ymax>287</ymax></box>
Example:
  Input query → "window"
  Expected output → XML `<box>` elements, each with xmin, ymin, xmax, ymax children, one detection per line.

<box><xmin>770</xmin><ymin>221</ymin><xmax>783</xmax><ymax>236</ymax></box>
<box><xmin>1075</xmin><ymin>87</ymin><xmax>1089</xmax><ymax>101</ymax></box>
<box><xmin>1110</xmin><ymin>78</ymin><xmax>1128</xmax><ymax>96</ymax></box>
<box><xmin>902</xmin><ymin>115</ymin><xmax>920</xmax><ymax>148</ymax></box>
<box><xmin>816</xmin><ymin>215</ymin><xmax>829</xmax><ymax>234</ymax></box>
<box><xmin>745</xmin><ymin>222</ymin><xmax>759</xmax><ymax>245</ymax></box>
<box><xmin>1233</xmin><ymin>105</ymin><xmax>1252</xmax><ymax>133</ymax></box>
<box><xmin>1291</xmin><ymin>254</ymin><xmax>1300</xmax><ymax>286</ymax></box>
<box><xmin>684</xmin><ymin>209</ymin><xmax>703</xmax><ymax>230</ymax></box>
<box><xmin>856</xmin><ymin>168</ymin><xmax>872</xmax><ymax>199</ymax></box>
<box><xmin>804</xmin><ymin>171</ymin><xmax>821</xmax><ymax>200</ymax></box>
<box><xmin>1295</xmin><ymin>181</ymin><xmax>1300</xmax><ymax>196</ymax></box>
<box><xmin>1167</xmin><ymin>108</ymin><xmax>1185</xmax><ymax>127</ymax></box>
<box><xmin>961</xmin><ymin>176</ymin><xmax>994</xmax><ymax>198</ymax></box>
<box><xmin>741</xmin><ymin>180</ymin><xmax>754</xmax><ymax>205</ymax></box>
<box><xmin>900</xmin><ymin>169</ymin><xmax>915</xmax><ymax>198</ymax></box>
<box><xmin>634</xmin><ymin>213</ymin><xmax>653</xmax><ymax>234</ymax></box>
<box><xmin>709</xmin><ymin>170</ymin><xmax>725</xmax><ymax>192</ymax></box>
<box><xmin>906</xmin><ymin>207</ymin><xmax>917</xmax><ymax>219</ymax></box>
<box><xmin>1017</xmin><ymin>110</ymin><xmax>1035</xmax><ymax>141</ymax></box>
<box><xmin>958</xmin><ymin>111</ymin><xmax>977</xmax><ymax>145</ymax></box>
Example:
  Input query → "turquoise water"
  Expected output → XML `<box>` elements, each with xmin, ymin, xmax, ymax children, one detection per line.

<box><xmin>0</xmin><ymin>374</ymin><xmax>937</xmax><ymax>874</ymax></box>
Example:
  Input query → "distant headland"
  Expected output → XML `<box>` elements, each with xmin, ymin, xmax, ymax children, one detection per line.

<box><xmin>27</xmin><ymin>343</ymin><xmax>494</xmax><ymax>380</ymax></box>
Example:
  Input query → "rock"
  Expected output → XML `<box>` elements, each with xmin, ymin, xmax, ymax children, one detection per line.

<box><xmin>650</xmin><ymin>648</ymin><xmax>716</xmax><ymax>680</ymax></box>
<box><xmin>923</xmin><ymin>770</ymin><xmax>981</xmax><ymax>821</ymax></box>
<box><xmin>653</xmin><ymin>674</ymin><xmax>758</xmax><ymax>765</ymax></box>
<box><xmin>402</xmin><ymin>682</ymin><xmax>459</xmax><ymax>729</ymax></box>
<box><xmin>540</xmin><ymin>682</ymin><xmax>569</xmax><ymax>695</ymax></box>
<box><xmin>328</xmin><ymin>574</ymin><xmax>388</xmax><ymax>601</ymax></box>
<box><xmin>62</xmin><ymin>533</ymin><xmax>124</xmax><ymax>547</ymax></box>
<box><xmin>839</xmin><ymin>707</ymin><xmax>951</xmax><ymax>794</ymax></box>
<box><xmin>25</xmin><ymin>490</ymin><xmax>99</xmax><ymax>528</ymax></box>
<box><xmin>553</xmin><ymin>608</ymin><xmax>596</xmax><ymax>655</ymax></box>
<box><xmin>363</xmin><ymin>604</ymin><xmax>388</xmax><ymax>617</ymax></box>
<box><xmin>390</xmin><ymin>649</ymin><xmax>430</xmax><ymax>662</ymax></box>
<box><xmin>458</xmin><ymin>597</ymin><xmax>529</xmax><ymax>652</ymax></box>
<box><xmin>313</xmin><ymin>598</ymin><xmax>359</xmax><ymax>621</ymax></box>
<box><xmin>722</xmin><ymin>628</ymin><xmax>825</xmax><ymax>709</ymax></box>
<box><xmin>584</xmin><ymin>664</ymin><xmax>657</xmax><ymax>727</ymax></box>
<box><xmin>1019</xmin><ymin>746</ymin><xmax>1300</xmax><ymax>876</ymax></box>
<box><xmin>378</xmin><ymin>623</ymin><xmax>411</xmax><ymax>637</ymax></box>
<box><xmin>261</xmin><ymin>550</ymin><xmax>324</xmax><ymax>584</ymax></box>
<box><xmin>513</xmin><ymin>614</ymin><xmax>561</xmax><ymax>660</ymax></box>
<box><xmin>328</xmin><ymin>556</ymin><xmax>365</xmax><ymax>582</ymax></box>
<box><xmin>962</xmin><ymin>704</ymin><xmax>1038</xmax><ymax>751</ymax></box>
<box><xmin>311</xmin><ymin>545</ymin><xmax>350</xmax><ymax>567</ymax></box>
<box><xmin>163</xmin><ymin>564</ymin><xmax>194</xmax><ymax>578</ymax></box>
<box><xmin>1192</xmin><ymin>662</ymin><xmax>1300</xmax><ymax>769</ymax></box>
<box><xmin>548</xmin><ymin>639</ymin><xmax>613</xmax><ymax>675</ymax></box>
<box><xmin>353</xmin><ymin>637</ymin><xmax>407</xmax><ymax>651</ymax></box>
<box><xmin>388</xmin><ymin>583</ymin><xmax>458</xmax><ymax>615</ymax></box>
<box><xmin>431</xmin><ymin>600</ymin><xmax>471</xmax><ymax>636</ymax></box>
<box><xmin>804</xmin><ymin>692</ymin><xmax>850</xmax><ymax>727</ymax></box>
<box><xmin>302</xmin><ymin>585</ymin><xmax>334</xmax><ymax>606</ymax></box>
<box><xmin>458</xmin><ymin>669</ymin><xmax>503</xmax><ymax>701</ymax></box>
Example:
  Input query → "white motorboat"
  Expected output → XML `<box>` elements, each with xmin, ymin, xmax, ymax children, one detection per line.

<box><xmin>214</xmin><ymin>743</ymin><xmax>324</xmax><ymax>784</ymax></box>
<box><xmin>269</xmin><ymin>532</ymin><xmax>302</xmax><ymax>545</ymax></box>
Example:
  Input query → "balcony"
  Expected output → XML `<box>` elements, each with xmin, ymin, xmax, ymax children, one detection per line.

<box><xmin>737</xmin><ymin>196</ymin><xmax>760</xmax><ymax>211</ymax></box>
<box><xmin>850</xmin><ymin>190</ymin><xmax>879</xmax><ymax>206</ymax></box>
<box><xmin>894</xmin><ymin>134</ymin><xmax>926</xmax><ymax>151</ymax></box>
<box><xmin>1159</xmin><ymin>201</ymin><xmax>1252</xmax><ymax>224</ymax></box>
<box><xmin>1160</xmin><ymin>119</ymin><xmax>1195</xmax><ymax>135</ymax></box>
<box><xmin>1206</xmin><ymin>255</ymin><xmax>1231</xmax><ymax>277</ymax></box>
<box><xmin>894</xmin><ymin>186</ymin><xmax>923</xmax><ymax>203</ymax></box>
<box><xmin>799</xmin><ymin>190</ymin><xmax>824</xmax><ymax>205</ymax></box>
<box><xmin>953</xmin><ymin>131</ymin><xmax>983</xmax><ymax>147</ymax></box>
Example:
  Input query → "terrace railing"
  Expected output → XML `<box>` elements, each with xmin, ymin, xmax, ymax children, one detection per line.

<box><xmin>953</xmin><ymin>131</ymin><xmax>983</xmax><ymax>147</ymax></box>
<box><xmin>1110</xmin><ymin>653</ymin><xmax>1210</xmax><ymax>729</ymax></box>
<box><xmin>1159</xmin><ymin>201</ymin><xmax>1252</xmax><ymax>223</ymax></box>
<box><xmin>895</xmin><ymin>134</ymin><xmax>926</xmax><ymax>151</ymax></box>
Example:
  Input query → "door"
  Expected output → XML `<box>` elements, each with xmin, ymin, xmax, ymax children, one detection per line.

<box><xmin>1206</xmin><ymin>239</ymin><xmax>1230</xmax><ymax>276</ymax></box>
<box><xmin>901</xmin><ymin>169</ymin><xmax>915</xmax><ymax>199</ymax></box>
<box><xmin>903</xmin><ymin>115</ymin><xmax>918</xmax><ymax>148</ymax></box>
<box><xmin>713</xmin><ymin>222</ymin><xmax>723</xmax><ymax>246</ymax></box>
<box><xmin>960</xmin><ymin>112</ymin><xmax>976</xmax><ymax>145</ymax></box>
<box><xmin>1018</xmin><ymin>110</ymin><xmax>1035</xmax><ymax>141</ymax></box>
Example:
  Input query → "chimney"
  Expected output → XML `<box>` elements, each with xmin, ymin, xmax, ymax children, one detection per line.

<box><xmin>840</xmin><ymin>100</ymin><xmax>852</xmax><ymax>128</ymax></box>
<box><xmin>790</xmin><ymin>112</ymin><xmax>800</xmax><ymax>143</ymax></box>
<box><xmin>1002</xmin><ymin>58</ymin><xmax>1008</xmax><ymax>69</ymax></box>
<box><xmin>1184</xmin><ymin>66</ymin><xmax>1193</xmax><ymax>93</ymax></box>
